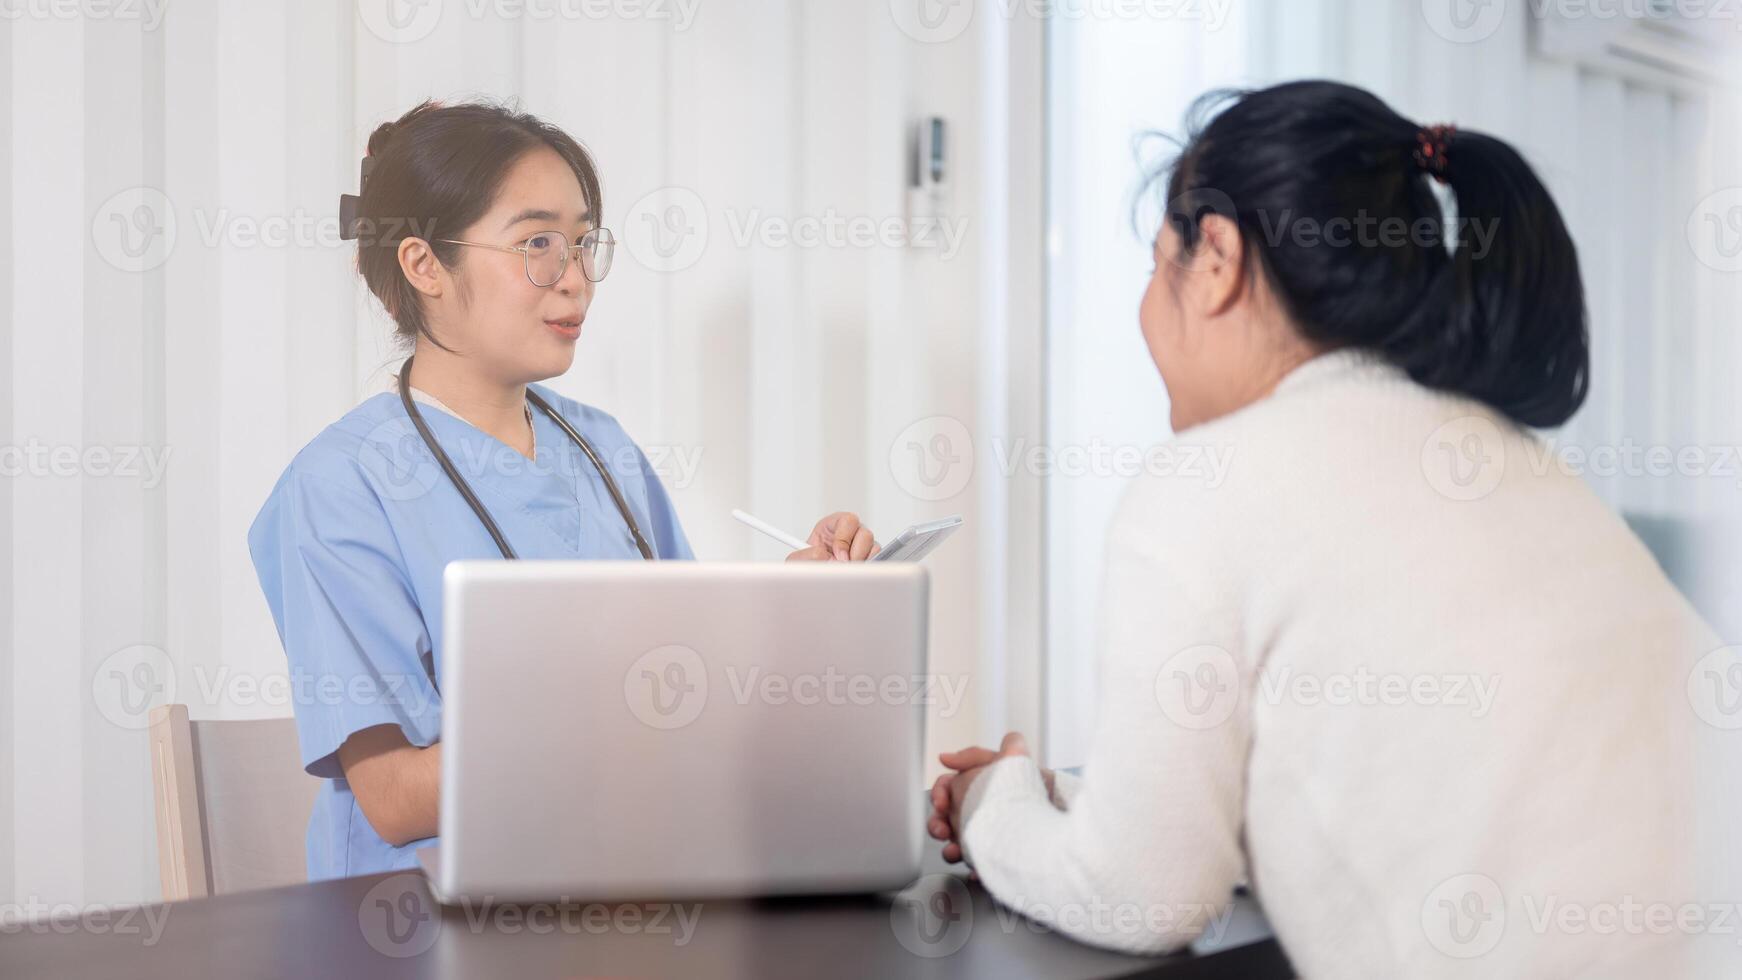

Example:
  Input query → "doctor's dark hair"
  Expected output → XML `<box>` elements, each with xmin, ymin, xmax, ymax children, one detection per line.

<box><xmin>350</xmin><ymin>99</ymin><xmax>604</xmax><ymax>349</ymax></box>
<box><xmin>1150</xmin><ymin>80</ymin><xmax>1588</xmax><ymax>428</ymax></box>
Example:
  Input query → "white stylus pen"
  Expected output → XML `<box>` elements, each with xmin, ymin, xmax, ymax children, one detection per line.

<box><xmin>731</xmin><ymin>509</ymin><xmax>810</xmax><ymax>551</ymax></box>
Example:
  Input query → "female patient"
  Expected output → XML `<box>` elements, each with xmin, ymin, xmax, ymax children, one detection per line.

<box><xmin>931</xmin><ymin>81</ymin><xmax>1709</xmax><ymax>977</ymax></box>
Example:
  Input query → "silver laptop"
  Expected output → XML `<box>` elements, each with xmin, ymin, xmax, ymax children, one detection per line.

<box><xmin>419</xmin><ymin>560</ymin><xmax>930</xmax><ymax>904</ymax></box>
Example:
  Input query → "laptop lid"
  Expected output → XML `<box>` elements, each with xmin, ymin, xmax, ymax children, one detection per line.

<box><xmin>433</xmin><ymin>561</ymin><xmax>931</xmax><ymax>903</ymax></box>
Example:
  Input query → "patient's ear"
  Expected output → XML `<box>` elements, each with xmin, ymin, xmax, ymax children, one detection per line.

<box><xmin>1190</xmin><ymin>214</ymin><xmax>1247</xmax><ymax>318</ymax></box>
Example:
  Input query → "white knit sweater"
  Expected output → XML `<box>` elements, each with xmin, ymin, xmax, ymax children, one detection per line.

<box><xmin>959</xmin><ymin>349</ymin><xmax>1715</xmax><ymax>978</ymax></box>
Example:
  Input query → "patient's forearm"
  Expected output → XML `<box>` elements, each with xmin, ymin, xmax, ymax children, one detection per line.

<box><xmin>337</xmin><ymin>724</ymin><xmax>441</xmax><ymax>847</ymax></box>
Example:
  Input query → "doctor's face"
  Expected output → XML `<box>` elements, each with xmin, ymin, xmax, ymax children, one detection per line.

<box><xmin>430</xmin><ymin>146</ymin><xmax>598</xmax><ymax>384</ymax></box>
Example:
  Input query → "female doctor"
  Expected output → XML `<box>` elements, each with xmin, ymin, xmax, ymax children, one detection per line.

<box><xmin>248</xmin><ymin>100</ymin><xmax>879</xmax><ymax>881</ymax></box>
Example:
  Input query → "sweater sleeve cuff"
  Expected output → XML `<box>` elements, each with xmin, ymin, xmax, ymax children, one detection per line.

<box><xmin>959</xmin><ymin>756</ymin><xmax>1052</xmax><ymax>861</ymax></box>
<box><xmin>1049</xmin><ymin>769</ymin><xmax>1083</xmax><ymax>810</ymax></box>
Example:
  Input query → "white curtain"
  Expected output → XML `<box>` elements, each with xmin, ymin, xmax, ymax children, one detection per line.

<box><xmin>3</xmin><ymin>0</ymin><xmax>1030</xmax><ymax>908</ymax></box>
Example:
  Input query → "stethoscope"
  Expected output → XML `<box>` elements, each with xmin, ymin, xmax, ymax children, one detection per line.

<box><xmin>396</xmin><ymin>356</ymin><xmax>655</xmax><ymax>561</ymax></box>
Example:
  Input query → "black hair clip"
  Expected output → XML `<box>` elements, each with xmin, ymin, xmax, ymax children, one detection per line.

<box><xmin>338</xmin><ymin>156</ymin><xmax>375</xmax><ymax>241</ymax></box>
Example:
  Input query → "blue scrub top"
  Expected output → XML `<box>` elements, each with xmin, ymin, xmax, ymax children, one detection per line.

<box><xmin>247</xmin><ymin>382</ymin><xmax>694</xmax><ymax>881</ymax></box>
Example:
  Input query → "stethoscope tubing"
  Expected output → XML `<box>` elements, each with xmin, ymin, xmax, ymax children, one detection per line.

<box><xmin>396</xmin><ymin>356</ymin><xmax>656</xmax><ymax>561</ymax></box>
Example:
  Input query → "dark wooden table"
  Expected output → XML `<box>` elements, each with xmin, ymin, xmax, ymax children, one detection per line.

<box><xmin>0</xmin><ymin>853</ymin><xmax>1293</xmax><ymax>978</ymax></box>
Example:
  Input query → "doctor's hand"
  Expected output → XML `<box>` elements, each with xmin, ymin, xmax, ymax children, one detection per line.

<box><xmin>786</xmin><ymin>511</ymin><xmax>880</xmax><ymax>561</ymax></box>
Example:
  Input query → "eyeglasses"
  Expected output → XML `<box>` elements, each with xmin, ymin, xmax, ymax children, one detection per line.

<box><xmin>436</xmin><ymin>228</ymin><xmax>616</xmax><ymax>286</ymax></box>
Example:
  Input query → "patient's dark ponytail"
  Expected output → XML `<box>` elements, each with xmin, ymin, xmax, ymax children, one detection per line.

<box><xmin>1155</xmin><ymin>80</ymin><xmax>1589</xmax><ymax>427</ymax></box>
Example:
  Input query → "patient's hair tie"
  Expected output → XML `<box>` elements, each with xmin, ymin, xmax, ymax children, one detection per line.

<box><xmin>1412</xmin><ymin>123</ymin><xmax>1456</xmax><ymax>183</ymax></box>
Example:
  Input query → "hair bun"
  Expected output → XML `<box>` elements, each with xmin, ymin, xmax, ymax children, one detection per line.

<box><xmin>366</xmin><ymin>120</ymin><xmax>399</xmax><ymax>158</ymax></box>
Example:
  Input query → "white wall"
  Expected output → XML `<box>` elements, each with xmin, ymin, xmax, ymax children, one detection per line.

<box><xmin>1044</xmin><ymin>0</ymin><xmax>1742</xmax><ymax>766</ymax></box>
<box><xmin>3</xmin><ymin>0</ymin><xmax>1031</xmax><ymax>909</ymax></box>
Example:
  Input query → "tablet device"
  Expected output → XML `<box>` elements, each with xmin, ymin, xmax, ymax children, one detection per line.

<box><xmin>872</xmin><ymin>515</ymin><xmax>963</xmax><ymax>562</ymax></box>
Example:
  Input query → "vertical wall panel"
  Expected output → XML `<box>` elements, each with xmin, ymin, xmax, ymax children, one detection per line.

<box><xmin>214</xmin><ymin>2</ymin><xmax>293</xmax><ymax>717</ymax></box>
<box><xmin>862</xmin><ymin>2</ymin><xmax>916</xmax><ymax>546</ymax></box>
<box><xmin>1621</xmin><ymin>85</ymin><xmax>1672</xmax><ymax>514</ymax></box>
<box><xmin>286</xmin><ymin>0</ymin><xmax>358</xmax><ymax>448</ymax></box>
<box><xmin>1268</xmin><ymin>0</ymin><xmax>1331</xmax><ymax>80</ymax></box>
<box><xmin>136</xmin><ymin>0</ymin><xmax>168</xmax><ymax>807</ymax></box>
<box><xmin>1724</xmin><ymin>92</ymin><xmax>1742</xmax><ymax>457</ymax></box>
<box><xmin>0</xmin><ymin>5</ymin><xmax>13</xmax><ymax>909</ymax></box>
<box><xmin>1577</xmin><ymin>72</ymin><xmax>1628</xmax><ymax>504</ymax></box>
<box><xmin>746</xmin><ymin>2</ymin><xmax>818</xmax><ymax>554</ymax></box>
<box><xmin>82</xmin><ymin>11</ymin><xmax>157</xmax><ymax>904</ymax></box>
<box><xmin>665</xmin><ymin>3</ymin><xmax>760</xmax><ymax>560</ymax></box>
<box><xmin>441</xmin><ymin>2</ymin><xmax>521</xmax><ymax>97</ymax></box>
<box><xmin>1403</xmin><ymin>5</ymin><xmax>1453</xmax><ymax>119</ymax></box>
<box><xmin>11</xmin><ymin>13</ymin><xmax>86</xmax><ymax>906</ymax></box>
<box><xmin>1472</xmin><ymin>0</ymin><xmax>1529</xmax><ymax>137</ymax></box>
<box><xmin>163</xmin><ymin>0</ymin><xmax>223</xmax><ymax>743</ymax></box>
<box><xmin>1695</xmin><ymin>91</ymin><xmax>1742</xmax><ymax>514</ymax></box>
<box><xmin>800</xmin><ymin>2</ymin><xmax>875</xmax><ymax>519</ymax></box>
<box><xmin>1665</xmin><ymin>95</ymin><xmax>1705</xmax><ymax>517</ymax></box>
<box><xmin>970</xmin><ymin>5</ymin><xmax>1013</xmax><ymax>743</ymax></box>
<box><xmin>1343</xmin><ymin>0</ymin><xmax>1403</xmax><ymax>98</ymax></box>
<box><xmin>986</xmin><ymin>6</ymin><xmax>1048</xmax><ymax>745</ymax></box>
